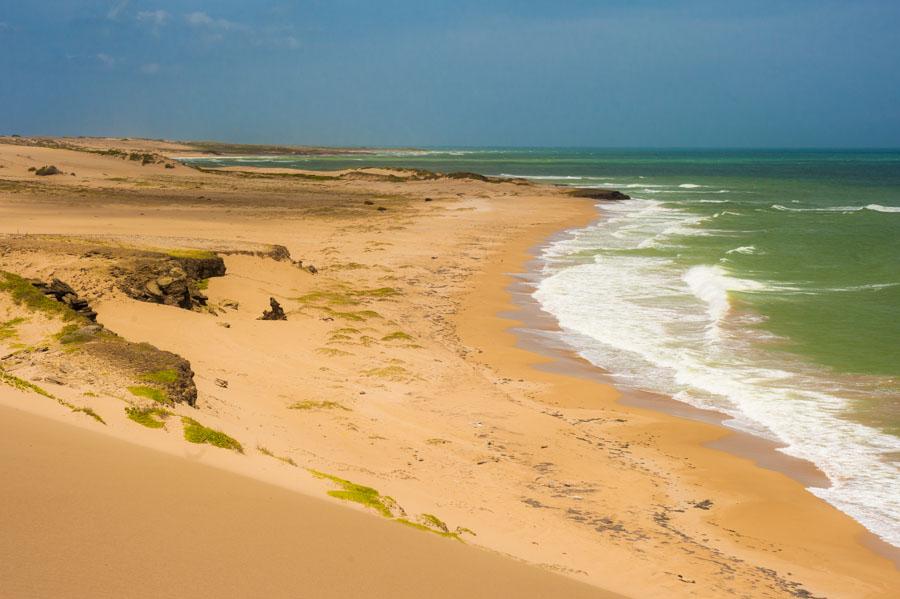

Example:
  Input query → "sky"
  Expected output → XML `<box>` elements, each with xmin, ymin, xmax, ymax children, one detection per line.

<box><xmin>1</xmin><ymin>0</ymin><xmax>899</xmax><ymax>148</ymax></box>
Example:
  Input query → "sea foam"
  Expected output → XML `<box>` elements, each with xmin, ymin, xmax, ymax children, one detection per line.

<box><xmin>534</xmin><ymin>198</ymin><xmax>900</xmax><ymax>547</ymax></box>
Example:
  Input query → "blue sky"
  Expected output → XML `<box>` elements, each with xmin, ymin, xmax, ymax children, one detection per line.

<box><xmin>1</xmin><ymin>0</ymin><xmax>899</xmax><ymax>147</ymax></box>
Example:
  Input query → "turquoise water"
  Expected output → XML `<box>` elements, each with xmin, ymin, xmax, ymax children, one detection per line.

<box><xmin>184</xmin><ymin>149</ymin><xmax>900</xmax><ymax>544</ymax></box>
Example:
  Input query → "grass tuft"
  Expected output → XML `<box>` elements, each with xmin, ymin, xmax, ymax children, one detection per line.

<box><xmin>166</xmin><ymin>249</ymin><xmax>218</xmax><ymax>260</ymax></box>
<box><xmin>396</xmin><ymin>518</ymin><xmax>461</xmax><ymax>540</ymax></box>
<box><xmin>297</xmin><ymin>291</ymin><xmax>359</xmax><ymax>306</ymax></box>
<box><xmin>315</xmin><ymin>347</ymin><xmax>353</xmax><ymax>357</ymax></box>
<box><xmin>0</xmin><ymin>271</ymin><xmax>80</xmax><ymax>321</ymax></box>
<box><xmin>0</xmin><ymin>368</ymin><xmax>104</xmax><ymax>424</ymax></box>
<box><xmin>353</xmin><ymin>287</ymin><xmax>400</xmax><ymax>298</ymax></box>
<box><xmin>362</xmin><ymin>365</ymin><xmax>410</xmax><ymax>381</ymax></box>
<box><xmin>128</xmin><ymin>385</ymin><xmax>169</xmax><ymax>404</ymax></box>
<box><xmin>257</xmin><ymin>445</ymin><xmax>297</xmax><ymax>466</ymax></box>
<box><xmin>289</xmin><ymin>400</ymin><xmax>350</xmax><ymax>411</ymax></box>
<box><xmin>308</xmin><ymin>470</ymin><xmax>397</xmax><ymax>518</ymax></box>
<box><xmin>181</xmin><ymin>417</ymin><xmax>243</xmax><ymax>453</ymax></box>
<box><xmin>0</xmin><ymin>317</ymin><xmax>26</xmax><ymax>341</ymax></box>
<box><xmin>73</xmin><ymin>406</ymin><xmax>105</xmax><ymax>424</ymax></box>
<box><xmin>140</xmin><ymin>369</ymin><xmax>179</xmax><ymax>384</ymax></box>
<box><xmin>381</xmin><ymin>331</ymin><xmax>413</xmax><ymax>342</ymax></box>
<box><xmin>126</xmin><ymin>405</ymin><xmax>171</xmax><ymax>429</ymax></box>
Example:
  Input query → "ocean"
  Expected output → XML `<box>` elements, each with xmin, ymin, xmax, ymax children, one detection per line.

<box><xmin>182</xmin><ymin>148</ymin><xmax>900</xmax><ymax>546</ymax></box>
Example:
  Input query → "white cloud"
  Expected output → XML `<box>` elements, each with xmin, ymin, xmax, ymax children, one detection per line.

<box><xmin>185</xmin><ymin>11</ymin><xmax>240</xmax><ymax>31</ymax></box>
<box><xmin>96</xmin><ymin>53</ymin><xmax>117</xmax><ymax>68</ymax></box>
<box><xmin>137</xmin><ymin>10</ymin><xmax>169</xmax><ymax>27</ymax></box>
<box><xmin>107</xmin><ymin>0</ymin><xmax>130</xmax><ymax>21</ymax></box>
<box><xmin>140</xmin><ymin>63</ymin><xmax>160</xmax><ymax>75</ymax></box>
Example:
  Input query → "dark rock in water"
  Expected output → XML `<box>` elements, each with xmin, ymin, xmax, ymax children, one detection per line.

<box><xmin>259</xmin><ymin>297</ymin><xmax>287</xmax><ymax>321</ymax></box>
<box><xmin>446</xmin><ymin>171</ymin><xmax>490</xmax><ymax>182</ymax></box>
<box><xmin>569</xmin><ymin>189</ymin><xmax>631</xmax><ymax>201</ymax></box>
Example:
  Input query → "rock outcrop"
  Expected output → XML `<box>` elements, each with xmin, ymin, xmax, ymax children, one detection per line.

<box><xmin>259</xmin><ymin>297</ymin><xmax>287</xmax><ymax>321</ymax></box>
<box><xmin>34</xmin><ymin>165</ymin><xmax>62</xmax><ymax>176</ymax></box>
<box><xmin>30</xmin><ymin>278</ymin><xmax>98</xmax><ymax>321</ymax></box>
<box><xmin>114</xmin><ymin>253</ymin><xmax>226</xmax><ymax>310</ymax></box>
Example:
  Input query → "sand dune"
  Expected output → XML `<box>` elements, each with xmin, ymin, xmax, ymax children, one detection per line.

<box><xmin>0</xmin><ymin>399</ymin><xmax>617</xmax><ymax>599</ymax></box>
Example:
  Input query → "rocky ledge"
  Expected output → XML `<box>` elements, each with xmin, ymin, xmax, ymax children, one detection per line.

<box><xmin>30</xmin><ymin>278</ymin><xmax>98</xmax><ymax>321</ymax></box>
<box><xmin>114</xmin><ymin>253</ymin><xmax>226</xmax><ymax>309</ymax></box>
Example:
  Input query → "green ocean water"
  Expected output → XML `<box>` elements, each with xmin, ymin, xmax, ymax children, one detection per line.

<box><xmin>184</xmin><ymin>149</ymin><xmax>900</xmax><ymax>543</ymax></box>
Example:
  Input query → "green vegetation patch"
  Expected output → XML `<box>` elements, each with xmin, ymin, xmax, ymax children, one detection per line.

<box><xmin>73</xmin><ymin>407</ymin><xmax>105</xmax><ymax>425</ymax></box>
<box><xmin>140</xmin><ymin>369</ymin><xmax>179</xmax><ymax>385</ymax></box>
<box><xmin>396</xmin><ymin>518</ymin><xmax>461</xmax><ymax>540</ymax></box>
<box><xmin>315</xmin><ymin>347</ymin><xmax>353</xmax><ymax>357</ymax></box>
<box><xmin>353</xmin><ymin>287</ymin><xmax>400</xmax><ymax>298</ymax></box>
<box><xmin>0</xmin><ymin>271</ymin><xmax>80</xmax><ymax>321</ymax></box>
<box><xmin>0</xmin><ymin>368</ymin><xmax>104</xmax><ymax>424</ymax></box>
<box><xmin>166</xmin><ymin>248</ymin><xmax>218</xmax><ymax>260</ymax></box>
<box><xmin>332</xmin><ymin>309</ymin><xmax>380</xmax><ymax>322</ymax></box>
<box><xmin>128</xmin><ymin>385</ymin><xmax>169</xmax><ymax>404</ymax></box>
<box><xmin>126</xmin><ymin>406</ymin><xmax>171</xmax><ymax>429</ymax></box>
<box><xmin>297</xmin><ymin>291</ymin><xmax>359</xmax><ymax>306</ymax></box>
<box><xmin>288</xmin><ymin>400</ymin><xmax>350</xmax><ymax>412</ymax></box>
<box><xmin>381</xmin><ymin>331</ymin><xmax>413</xmax><ymax>342</ymax></box>
<box><xmin>308</xmin><ymin>470</ymin><xmax>397</xmax><ymax>518</ymax></box>
<box><xmin>0</xmin><ymin>369</ymin><xmax>55</xmax><ymax>399</ymax></box>
<box><xmin>181</xmin><ymin>417</ymin><xmax>243</xmax><ymax>453</ymax></box>
<box><xmin>0</xmin><ymin>317</ymin><xmax>26</xmax><ymax>341</ymax></box>
<box><xmin>55</xmin><ymin>323</ymin><xmax>101</xmax><ymax>344</ymax></box>
<box><xmin>362</xmin><ymin>365</ymin><xmax>410</xmax><ymax>381</ymax></box>
<box><xmin>257</xmin><ymin>445</ymin><xmax>297</xmax><ymax>467</ymax></box>
<box><xmin>332</xmin><ymin>327</ymin><xmax>361</xmax><ymax>335</ymax></box>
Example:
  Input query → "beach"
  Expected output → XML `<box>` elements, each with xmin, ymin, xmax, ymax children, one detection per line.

<box><xmin>0</xmin><ymin>137</ymin><xmax>898</xmax><ymax>598</ymax></box>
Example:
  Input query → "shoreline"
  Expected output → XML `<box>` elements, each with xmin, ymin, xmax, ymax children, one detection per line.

<box><xmin>504</xmin><ymin>207</ymin><xmax>900</xmax><ymax>564</ymax></box>
<box><xmin>456</xmin><ymin>189</ymin><xmax>900</xmax><ymax>595</ymax></box>
<box><xmin>2</xmin><ymin>137</ymin><xmax>898</xmax><ymax>597</ymax></box>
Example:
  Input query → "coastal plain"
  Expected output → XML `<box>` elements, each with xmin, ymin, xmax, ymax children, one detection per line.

<box><xmin>0</xmin><ymin>137</ymin><xmax>897</xmax><ymax>598</ymax></box>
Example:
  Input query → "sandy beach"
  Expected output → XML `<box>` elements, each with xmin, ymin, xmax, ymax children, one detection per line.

<box><xmin>1</xmin><ymin>136</ymin><xmax>898</xmax><ymax>598</ymax></box>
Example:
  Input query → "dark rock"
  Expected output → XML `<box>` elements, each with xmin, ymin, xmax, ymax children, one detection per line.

<box><xmin>35</xmin><ymin>165</ymin><xmax>62</xmax><ymax>176</ymax></box>
<box><xmin>215</xmin><ymin>378</ymin><xmax>228</xmax><ymax>388</ymax></box>
<box><xmin>30</xmin><ymin>278</ymin><xmax>98</xmax><ymax>322</ymax></box>
<box><xmin>259</xmin><ymin>297</ymin><xmax>287</xmax><ymax>321</ymax></box>
<box><xmin>446</xmin><ymin>171</ymin><xmax>490</xmax><ymax>182</ymax></box>
<box><xmin>114</xmin><ymin>253</ymin><xmax>225</xmax><ymax>310</ymax></box>
<box><xmin>424</xmin><ymin>197</ymin><xmax>433</xmax><ymax>202</ymax></box>
<box><xmin>364</xmin><ymin>200</ymin><xmax>375</xmax><ymax>205</ymax></box>
<box><xmin>307</xmin><ymin>265</ymin><xmax>318</xmax><ymax>275</ymax></box>
<box><xmin>377</xmin><ymin>206</ymin><xmax>387</xmax><ymax>212</ymax></box>
<box><xmin>47</xmin><ymin>278</ymin><xmax>76</xmax><ymax>299</ymax></box>
<box><xmin>569</xmin><ymin>189</ymin><xmax>631</xmax><ymax>201</ymax></box>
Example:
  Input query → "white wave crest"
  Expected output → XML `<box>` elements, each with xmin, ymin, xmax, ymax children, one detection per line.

<box><xmin>866</xmin><ymin>204</ymin><xmax>900</xmax><ymax>213</ymax></box>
